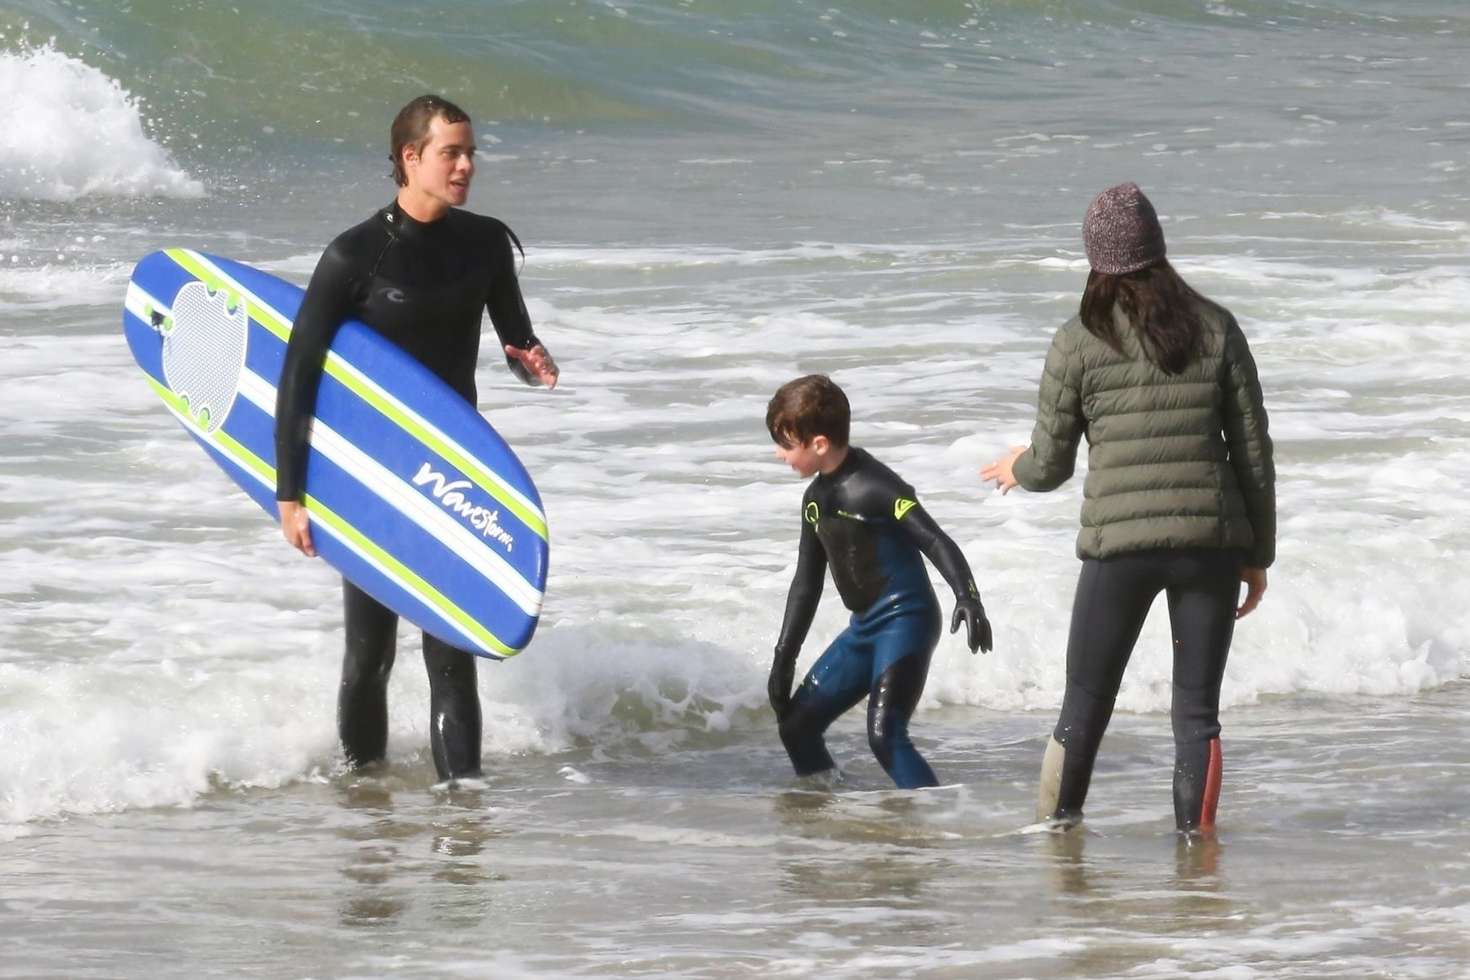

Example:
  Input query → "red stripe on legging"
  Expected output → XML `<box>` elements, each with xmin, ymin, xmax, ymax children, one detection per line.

<box><xmin>1199</xmin><ymin>738</ymin><xmax>1222</xmax><ymax>832</ymax></box>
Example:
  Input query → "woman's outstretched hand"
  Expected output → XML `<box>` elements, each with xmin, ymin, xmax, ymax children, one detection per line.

<box><xmin>980</xmin><ymin>445</ymin><xmax>1027</xmax><ymax>494</ymax></box>
<box><xmin>1237</xmin><ymin>566</ymin><xmax>1267</xmax><ymax>619</ymax></box>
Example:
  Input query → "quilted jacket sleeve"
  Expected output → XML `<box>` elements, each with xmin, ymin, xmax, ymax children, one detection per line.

<box><xmin>1012</xmin><ymin>320</ymin><xmax>1086</xmax><ymax>493</ymax></box>
<box><xmin>1221</xmin><ymin>317</ymin><xmax>1276</xmax><ymax>567</ymax></box>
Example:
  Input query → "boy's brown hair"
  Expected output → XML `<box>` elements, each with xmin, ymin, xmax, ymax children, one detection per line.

<box><xmin>766</xmin><ymin>375</ymin><xmax>850</xmax><ymax>449</ymax></box>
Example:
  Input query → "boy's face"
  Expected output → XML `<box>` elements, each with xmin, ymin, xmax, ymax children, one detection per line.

<box><xmin>774</xmin><ymin>435</ymin><xmax>831</xmax><ymax>478</ymax></box>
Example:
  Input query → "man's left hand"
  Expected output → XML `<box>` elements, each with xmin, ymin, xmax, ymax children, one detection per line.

<box><xmin>506</xmin><ymin>343</ymin><xmax>559</xmax><ymax>388</ymax></box>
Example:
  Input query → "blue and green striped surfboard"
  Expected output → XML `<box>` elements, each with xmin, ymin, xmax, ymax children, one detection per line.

<box><xmin>122</xmin><ymin>249</ymin><xmax>548</xmax><ymax>659</ymax></box>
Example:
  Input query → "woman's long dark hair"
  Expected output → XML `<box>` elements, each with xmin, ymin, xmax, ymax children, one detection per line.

<box><xmin>1080</xmin><ymin>259</ymin><xmax>1205</xmax><ymax>374</ymax></box>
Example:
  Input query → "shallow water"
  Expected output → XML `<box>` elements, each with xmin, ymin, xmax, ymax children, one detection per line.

<box><xmin>8</xmin><ymin>688</ymin><xmax>1469</xmax><ymax>978</ymax></box>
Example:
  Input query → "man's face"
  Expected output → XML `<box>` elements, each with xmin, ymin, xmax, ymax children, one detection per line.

<box><xmin>405</xmin><ymin>115</ymin><xmax>476</xmax><ymax>207</ymax></box>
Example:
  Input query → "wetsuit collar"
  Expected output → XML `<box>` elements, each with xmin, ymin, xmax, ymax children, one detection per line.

<box><xmin>380</xmin><ymin>199</ymin><xmax>448</xmax><ymax>241</ymax></box>
<box><xmin>816</xmin><ymin>446</ymin><xmax>861</xmax><ymax>483</ymax></box>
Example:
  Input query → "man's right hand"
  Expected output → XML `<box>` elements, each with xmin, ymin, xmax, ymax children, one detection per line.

<box><xmin>278</xmin><ymin>500</ymin><xmax>316</xmax><ymax>557</ymax></box>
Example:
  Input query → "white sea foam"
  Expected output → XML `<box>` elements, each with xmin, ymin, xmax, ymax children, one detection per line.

<box><xmin>0</xmin><ymin>261</ymin><xmax>131</xmax><ymax>311</ymax></box>
<box><xmin>0</xmin><ymin>46</ymin><xmax>203</xmax><ymax>201</ymax></box>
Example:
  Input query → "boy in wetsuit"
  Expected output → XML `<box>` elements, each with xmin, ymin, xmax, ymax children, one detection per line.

<box><xmin>766</xmin><ymin>375</ymin><xmax>993</xmax><ymax>789</ymax></box>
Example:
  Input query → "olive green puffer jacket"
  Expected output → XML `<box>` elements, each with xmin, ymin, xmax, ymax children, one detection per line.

<box><xmin>1011</xmin><ymin>298</ymin><xmax>1275</xmax><ymax>568</ymax></box>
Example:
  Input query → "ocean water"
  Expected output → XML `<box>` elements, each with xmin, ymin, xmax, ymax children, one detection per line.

<box><xmin>2</xmin><ymin>1</ymin><xmax>1469</xmax><ymax>976</ymax></box>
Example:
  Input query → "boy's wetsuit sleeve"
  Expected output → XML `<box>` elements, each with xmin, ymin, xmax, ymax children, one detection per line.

<box><xmin>274</xmin><ymin>240</ymin><xmax>357</xmax><ymax>502</ymax></box>
<box><xmin>894</xmin><ymin>502</ymin><xmax>983</xmax><ymax>605</ymax></box>
<box><xmin>843</xmin><ymin>451</ymin><xmax>991</xmax><ymax>653</ymax></box>
<box><xmin>773</xmin><ymin>506</ymin><xmax>827</xmax><ymax>659</ymax></box>
<box><xmin>843</xmin><ymin>459</ymin><xmax>984</xmax><ymax>606</ymax></box>
<box><xmin>483</xmin><ymin>218</ymin><xmax>546</xmax><ymax>386</ymax></box>
<box><xmin>768</xmin><ymin>506</ymin><xmax>827</xmax><ymax>716</ymax></box>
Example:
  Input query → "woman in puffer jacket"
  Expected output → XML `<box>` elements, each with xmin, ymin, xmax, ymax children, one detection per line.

<box><xmin>981</xmin><ymin>182</ymin><xmax>1275</xmax><ymax>835</ymax></box>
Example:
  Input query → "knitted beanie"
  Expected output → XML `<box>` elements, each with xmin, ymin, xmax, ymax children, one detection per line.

<box><xmin>1082</xmin><ymin>182</ymin><xmax>1166</xmax><ymax>275</ymax></box>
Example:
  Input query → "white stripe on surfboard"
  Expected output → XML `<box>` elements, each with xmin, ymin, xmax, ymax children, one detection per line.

<box><xmin>235</xmin><ymin>369</ymin><xmax>543</xmax><ymax>614</ymax></box>
<box><xmin>125</xmin><ymin>281</ymin><xmax>166</xmax><ymax>324</ymax></box>
<box><xmin>154</xmin><ymin>397</ymin><xmax>495</xmax><ymax>656</ymax></box>
<box><xmin>176</xmin><ymin>250</ymin><xmax>546</xmax><ymax>528</ymax></box>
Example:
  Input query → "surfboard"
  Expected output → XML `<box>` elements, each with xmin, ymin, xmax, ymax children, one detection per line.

<box><xmin>121</xmin><ymin>249</ymin><xmax>548</xmax><ymax>659</ymax></box>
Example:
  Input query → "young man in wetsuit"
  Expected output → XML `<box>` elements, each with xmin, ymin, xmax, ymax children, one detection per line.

<box><xmin>766</xmin><ymin>375</ymin><xmax>993</xmax><ymax>789</ymax></box>
<box><xmin>274</xmin><ymin>94</ymin><xmax>559</xmax><ymax>782</ymax></box>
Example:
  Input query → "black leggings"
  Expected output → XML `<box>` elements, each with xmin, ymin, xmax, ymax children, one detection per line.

<box><xmin>340</xmin><ymin>579</ymin><xmax>483</xmax><ymax>780</ymax></box>
<box><xmin>1041</xmin><ymin>549</ymin><xmax>1239</xmax><ymax>831</ymax></box>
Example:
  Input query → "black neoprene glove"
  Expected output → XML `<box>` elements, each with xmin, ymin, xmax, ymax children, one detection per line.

<box><xmin>950</xmin><ymin>596</ymin><xmax>993</xmax><ymax>654</ymax></box>
<box><xmin>767</xmin><ymin>646</ymin><xmax>798</xmax><ymax>719</ymax></box>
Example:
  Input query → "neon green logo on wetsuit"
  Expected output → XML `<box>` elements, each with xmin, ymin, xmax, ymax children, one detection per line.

<box><xmin>805</xmin><ymin>501</ymin><xmax>820</xmax><ymax>525</ymax></box>
<box><xmin>894</xmin><ymin>498</ymin><xmax>918</xmax><ymax>520</ymax></box>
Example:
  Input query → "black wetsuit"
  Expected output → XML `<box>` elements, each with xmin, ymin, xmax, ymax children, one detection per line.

<box><xmin>274</xmin><ymin>200</ymin><xmax>545</xmax><ymax>780</ymax></box>
<box><xmin>772</xmin><ymin>448</ymin><xmax>989</xmax><ymax>789</ymax></box>
<box><xmin>1044</xmin><ymin>548</ymin><xmax>1239</xmax><ymax>831</ymax></box>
